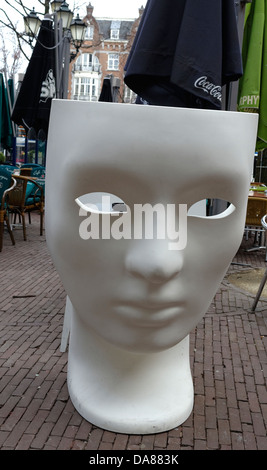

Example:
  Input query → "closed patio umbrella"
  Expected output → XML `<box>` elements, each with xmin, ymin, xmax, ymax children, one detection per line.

<box><xmin>11</xmin><ymin>18</ymin><xmax>56</xmax><ymax>136</ymax></box>
<box><xmin>238</xmin><ymin>0</ymin><xmax>267</xmax><ymax>150</ymax></box>
<box><xmin>99</xmin><ymin>76</ymin><xmax>114</xmax><ymax>102</ymax></box>
<box><xmin>125</xmin><ymin>0</ymin><xmax>242</xmax><ymax>110</ymax></box>
<box><xmin>0</xmin><ymin>73</ymin><xmax>13</xmax><ymax>150</ymax></box>
<box><xmin>8</xmin><ymin>78</ymin><xmax>15</xmax><ymax>109</ymax></box>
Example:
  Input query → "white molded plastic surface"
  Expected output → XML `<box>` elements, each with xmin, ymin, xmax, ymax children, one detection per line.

<box><xmin>46</xmin><ymin>101</ymin><xmax>258</xmax><ymax>433</ymax></box>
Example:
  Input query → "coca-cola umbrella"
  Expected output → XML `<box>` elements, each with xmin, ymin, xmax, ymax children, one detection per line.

<box><xmin>124</xmin><ymin>0</ymin><xmax>242</xmax><ymax>110</ymax></box>
<box><xmin>238</xmin><ymin>0</ymin><xmax>267</xmax><ymax>150</ymax></box>
<box><xmin>12</xmin><ymin>18</ymin><xmax>56</xmax><ymax>136</ymax></box>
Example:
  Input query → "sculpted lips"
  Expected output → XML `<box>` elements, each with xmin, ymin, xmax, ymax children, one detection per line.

<box><xmin>121</xmin><ymin>300</ymin><xmax>182</xmax><ymax>310</ymax></box>
<box><xmin>113</xmin><ymin>300</ymin><xmax>185</xmax><ymax>327</ymax></box>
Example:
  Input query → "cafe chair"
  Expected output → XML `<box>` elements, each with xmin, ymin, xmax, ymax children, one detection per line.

<box><xmin>0</xmin><ymin>166</ymin><xmax>16</xmax><ymax>252</ymax></box>
<box><xmin>8</xmin><ymin>174</ymin><xmax>44</xmax><ymax>241</ymax></box>
<box><xmin>251</xmin><ymin>215</ymin><xmax>267</xmax><ymax>311</ymax></box>
<box><xmin>245</xmin><ymin>197</ymin><xmax>267</xmax><ymax>260</ymax></box>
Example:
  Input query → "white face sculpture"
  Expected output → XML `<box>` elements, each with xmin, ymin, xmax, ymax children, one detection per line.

<box><xmin>46</xmin><ymin>101</ymin><xmax>257</xmax><ymax>354</ymax></box>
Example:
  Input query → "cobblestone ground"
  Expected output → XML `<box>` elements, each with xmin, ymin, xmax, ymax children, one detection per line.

<box><xmin>0</xmin><ymin>214</ymin><xmax>266</xmax><ymax>451</ymax></box>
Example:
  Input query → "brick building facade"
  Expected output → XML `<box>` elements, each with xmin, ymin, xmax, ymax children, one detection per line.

<box><xmin>67</xmin><ymin>3</ymin><xmax>144</xmax><ymax>103</ymax></box>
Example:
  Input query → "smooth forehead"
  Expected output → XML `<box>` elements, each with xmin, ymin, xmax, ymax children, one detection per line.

<box><xmin>47</xmin><ymin>100</ymin><xmax>257</xmax><ymax>186</ymax></box>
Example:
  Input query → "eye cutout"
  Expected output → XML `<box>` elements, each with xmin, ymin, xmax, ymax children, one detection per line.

<box><xmin>75</xmin><ymin>192</ymin><xmax>127</xmax><ymax>214</ymax></box>
<box><xmin>188</xmin><ymin>199</ymin><xmax>235</xmax><ymax>218</ymax></box>
<box><xmin>75</xmin><ymin>194</ymin><xmax>235</xmax><ymax>218</ymax></box>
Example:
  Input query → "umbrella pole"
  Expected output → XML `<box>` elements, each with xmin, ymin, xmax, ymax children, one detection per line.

<box><xmin>54</xmin><ymin>13</ymin><xmax>61</xmax><ymax>99</ymax></box>
<box><xmin>62</xmin><ymin>33</ymin><xmax>71</xmax><ymax>99</ymax></box>
<box><xmin>53</xmin><ymin>15</ymin><xmax>71</xmax><ymax>100</ymax></box>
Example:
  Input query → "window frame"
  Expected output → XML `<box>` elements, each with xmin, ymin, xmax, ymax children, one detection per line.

<box><xmin>108</xmin><ymin>53</ymin><xmax>119</xmax><ymax>71</ymax></box>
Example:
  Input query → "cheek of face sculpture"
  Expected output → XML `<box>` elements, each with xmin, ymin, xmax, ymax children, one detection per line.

<box><xmin>45</xmin><ymin>101</ymin><xmax>258</xmax><ymax>353</ymax></box>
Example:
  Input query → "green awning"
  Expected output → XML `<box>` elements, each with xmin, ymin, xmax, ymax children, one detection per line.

<box><xmin>238</xmin><ymin>0</ymin><xmax>267</xmax><ymax>150</ymax></box>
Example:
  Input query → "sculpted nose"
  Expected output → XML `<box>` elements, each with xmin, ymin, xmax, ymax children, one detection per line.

<box><xmin>125</xmin><ymin>240</ymin><xmax>184</xmax><ymax>284</ymax></box>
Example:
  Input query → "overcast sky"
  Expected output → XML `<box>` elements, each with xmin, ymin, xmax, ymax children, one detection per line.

<box><xmin>81</xmin><ymin>0</ymin><xmax>147</xmax><ymax>18</ymax></box>
<box><xmin>1</xmin><ymin>1</ymin><xmax>147</xmax><ymax>28</ymax></box>
<box><xmin>2</xmin><ymin>1</ymin><xmax>147</xmax><ymax>23</ymax></box>
<box><xmin>0</xmin><ymin>1</ymin><xmax>147</xmax><ymax>74</ymax></box>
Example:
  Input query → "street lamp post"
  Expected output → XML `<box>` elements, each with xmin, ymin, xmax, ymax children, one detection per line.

<box><xmin>51</xmin><ymin>0</ymin><xmax>64</xmax><ymax>13</ymax></box>
<box><xmin>24</xmin><ymin>1</ymin><xmax>86</xmax><ymax>99</ymax></box>
<box><xmin>70</xmin><ymin>14</ymin><xmax>87</xmax><ymax>59</ymax></box>
<box><xmin>23</xmin><ymin>7</ymin><xmax>42</xmax><ymax>43</ymax></box>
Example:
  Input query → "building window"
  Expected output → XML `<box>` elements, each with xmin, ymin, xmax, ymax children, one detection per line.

<box><xmin>74</xmin><ymin>77</ymin><xmax>99</xmax><ymax>101</ymax></box>
<box><xmin>75</xmin><ymin>53</ymin><xmax>100</xmax><ymax>72</ymax></box>
<box><xmin>108</xmin><ymin>53</ymin><xmax>119</xmax><ymax>71</ymax></box>
<box><xmin>110</xmin><ymin>29</ymin><xmax>119</xmax><ymax>39</ymax></box>
<box><xmin>110</xmin><ymin>20</ymin><xmax>121</xmax><ymax>40</ymax></box>
<box><xmin>85</xmin><ymin>25</ymin><xmax>94</xmax><ymax>40</ymax></box>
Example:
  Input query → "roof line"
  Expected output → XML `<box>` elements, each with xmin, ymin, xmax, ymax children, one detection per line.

<box><xmin>95</xmin><ymin>17</ymin><xmax>136</xmax><ymax>21</ymax></box>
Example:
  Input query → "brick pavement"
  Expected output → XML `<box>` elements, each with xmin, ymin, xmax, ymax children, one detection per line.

<box><xmin>0</xmin><ymin>213</ymin><xmax>266</xmax><ymax>451</ymax></box>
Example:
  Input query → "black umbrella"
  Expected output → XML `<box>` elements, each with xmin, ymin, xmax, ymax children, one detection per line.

<box><xmin>124</xmin><ymin>0</ymin><xmax>242</xmax><ymax>109</ymax></box>
<box><xmin>99</xmin><ymin>76</ymin><xmax>114</xmax><ymax>102</ymax></box>
<box><xmin>12</xmin><ymin>18</ymin><xmax>56</xmax><ymax>136</ymax></box>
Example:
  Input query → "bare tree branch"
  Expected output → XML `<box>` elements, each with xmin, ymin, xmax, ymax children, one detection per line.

<box><xmin>0</xmin><ymin>1</ymin><xmax>90</xmax><ymax>67</ymax></box>
<box><xmin>0</xmin><ymin>7</ymin><xmax>32</xmax><ymax>61</ymax></box>
<box><xmin>4</xmin><ymin>0</ymin><xmax>45</xmax><ymax>16</ymax></box>
<box><xmin>0</xmin><ymin>0</ymin><xmax>52</xmax><ymax>63</ymax></box>
<box><xmin>0</xmin><ymin>25</ymin><xmax>22</xmax><ymax>77</ymax></box>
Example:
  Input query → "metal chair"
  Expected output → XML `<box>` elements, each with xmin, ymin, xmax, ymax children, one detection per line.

<box><xmin>0</xmin><ymin>166</ymin><xmax>16</xmax><ymax>251</ymax></box>
<box><xmin>8</xmin><ymin>174</ymin><xmax>44</xmax><ymax>241</ymax></box>
<box><xmin>245</xmin><ymin>197</ymin><xmax>267</xmax><ymax>260</ymax></box>
<box><xmin>251</xmin><ymin>214</ymin><xmax>267</xmax><ymax>311</ymax></box>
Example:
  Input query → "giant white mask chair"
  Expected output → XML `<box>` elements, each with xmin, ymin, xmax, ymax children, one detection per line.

<box><xmin>46</xmin><ymin>100</ymin><xmax>258</xmax><ymax>434</ymax></box>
